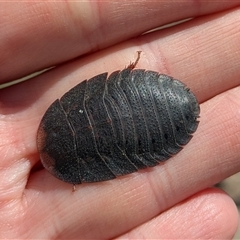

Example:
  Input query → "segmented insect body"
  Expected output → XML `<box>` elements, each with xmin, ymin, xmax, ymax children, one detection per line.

<box><xmin>37</xmin><ymin>68</ymin><xmax>200</xmax><ymax>184</ymax></box>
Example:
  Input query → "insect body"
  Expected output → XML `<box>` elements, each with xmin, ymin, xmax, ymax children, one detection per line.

<box><xmin>37</xmin><ymin>66</ymin><xmax>200</xmax><ymax>184</ymax></box>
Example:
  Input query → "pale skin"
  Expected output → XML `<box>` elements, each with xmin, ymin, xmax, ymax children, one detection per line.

<box><xmin>0</xmin><ymin>1</ymin><xmax>240</xmax><ymax>239</ymax></box>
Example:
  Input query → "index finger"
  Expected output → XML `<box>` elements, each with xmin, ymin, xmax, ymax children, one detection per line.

<box><xmin>1</xmin><ymin>1</ymin><xmax>239</xmax><ymax>82</ymax></box>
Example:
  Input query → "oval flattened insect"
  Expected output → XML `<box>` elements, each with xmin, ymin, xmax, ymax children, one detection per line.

<box><xmin>37</xmin><ymin>53</ymin><xmax>200</xmax><ymax>185</ymax></box>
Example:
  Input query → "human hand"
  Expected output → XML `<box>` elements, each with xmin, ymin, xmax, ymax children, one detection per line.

<box><xmin>0</xmin><ymin>1</ymin><xmax>240</xmax><ymax>239</ymax></box>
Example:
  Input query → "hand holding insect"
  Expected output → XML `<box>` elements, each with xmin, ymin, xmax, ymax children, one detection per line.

<box><xmin>0</xmin><ymin>2</ymin><xmax>240</xmax><ymax>239</ymax></box>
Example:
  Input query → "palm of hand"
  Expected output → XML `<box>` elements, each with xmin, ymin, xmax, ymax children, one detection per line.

<box><xmin>0</xmin><ymin>2</ymin><xmax>240</xmax><ymax>239</ymax></box>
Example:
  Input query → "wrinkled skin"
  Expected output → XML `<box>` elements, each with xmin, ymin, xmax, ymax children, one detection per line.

<box><xmin>0</xmin><ymin>1</ymin><xmax>240</xmax><ymax>239</ymax></box>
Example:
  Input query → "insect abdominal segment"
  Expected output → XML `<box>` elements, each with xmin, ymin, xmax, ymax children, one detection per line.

<box><xmin>37</xmin><ymin>68</ymin><xmax>200</xmax><ymax>185</ymax></box>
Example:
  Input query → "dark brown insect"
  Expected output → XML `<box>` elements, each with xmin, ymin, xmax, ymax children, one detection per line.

<box><xmin>37</xmin><ymin>53</ymin><xmax>200</xmax><ymax>185</ymax></box>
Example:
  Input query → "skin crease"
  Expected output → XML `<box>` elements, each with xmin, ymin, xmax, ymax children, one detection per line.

<box><xmin>0</xmin><ymin>1</ymin><xmax>240</xmax><ymax>239</ymax></box>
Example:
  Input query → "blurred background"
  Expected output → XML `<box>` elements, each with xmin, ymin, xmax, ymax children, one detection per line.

<box><xmin>218</xmin><ymin>172</ymin><xmax>240</xmax><ymax>239</ymax></box>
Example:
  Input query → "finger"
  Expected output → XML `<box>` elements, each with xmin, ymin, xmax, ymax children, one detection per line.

<box><xmin>116</xmin><ymin>188</ymin><xmax>239</xmax><ymax>239</ymax></box>
<box><xmin>1</xmin><ymin>1</ymin><xmax>239</xmax><ymax>82</ymax></box>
